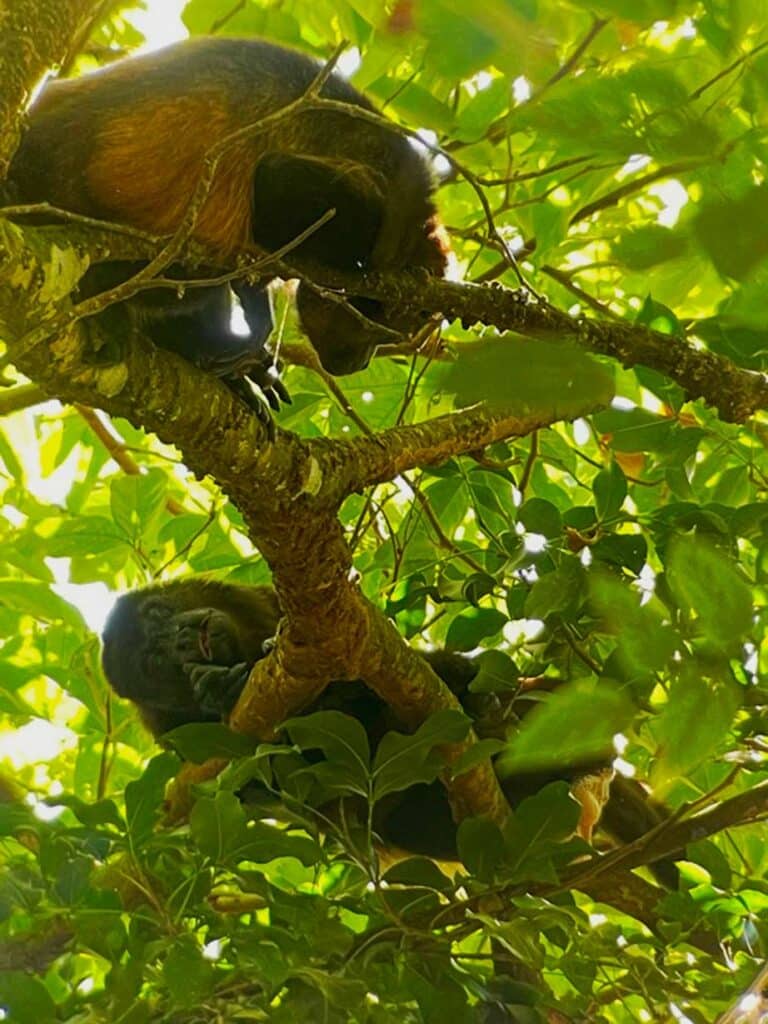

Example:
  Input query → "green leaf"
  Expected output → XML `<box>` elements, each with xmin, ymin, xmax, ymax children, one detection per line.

<box><xmin>190</xmin><ymin>790</ymin><xmax>248</xmax><ymax>861</ymax></box>
<box><xmin>419</xmin><ymin>2</ymin><xmax>500</xmax><ymax>77</ymax></box>
<box><xmin>191</xmin><ymin>791</ymin><xmax>320</xmax><ymax>866</ymax></box>
<box><xmin>0</xmin><ymin>579</ymin><xmax>84</xmax><ymax>627</ymax></box>
<box><xmin>685</xmin><ymin>839</ymin><xmax>732</xmax><ymax>889</ymax></box>
<box><xmin>653</xmin><ymin>668</ymin><xmax>740</xmax><ymax>790</ymax></box>
<box><xmin>524</xmin><ymin>557</ymin><xmax>586</xmax><ymax>620</ymax></box>
<box><xmin>46</xmin><ymin>794</ymin><xmax>123</xmax><ymax>829</ymax></box>
<box><xmin>53</xmin><ymin>853</ymin><xmax>92</xmax><ymax>905</ymax></box>
<box><xmin>110</xmin><ymin>468</ymin><xmax>168</xmax><ymax>540</ymax></box>
<box><xmin>287</xmin><ymin>968</ymin><xmax>367</xmax><ymax>1011</ymax></box>
<box><xmin>518</xmin><ymin>498</ymin><xmax>563</xmax><ymax>539</ymax></box>
<box><xmin>462</xmin><ymin>572</ymin><xmax>496</xmax><ymax>605</ymax></box>
<box><xmin>283</xmin><ymin>710</ymin><xmax>371</xmax><ymax>793</ymax></box>
<box><xmin>455</xmin><ymin>76</ymin><xmax>510</xmax><ymax>140</ymax></box>
<box><xmin>504</xmin><ymin>782</ymin><xmax>581</xmax><ymax>878</ymax></box>
<box><xmin>383</xmin><ymin>856</ymin><xmax>453</xmax><ymax>893</ymax></box>
<box><xmin>239</xmin><ymin>820</ymin><xmax>321</xmax><ymax>868</ymax></box>
<box><xmin>591</xmin><ymin>574</ymin><xmax>675</xmax><ymax>679</ymax></box>
<box><xmin>457</xmin><ymin>817</ymin><xmax>505</xmax><ymax>880</ymax></box>
<box><xmin>373</xmin><ymin>710</ymin><xmax>471</xmax><ymax>801</ymax></box>
<box><xmin>164</xmin><ymin>723</ymin><xmax>258</xmax><ymax>762</ymax></box>
<box><xmin>445</xmin><ymin>607</ymin><xmax>507</xmax><ymax>650</ymax></box>
<box><xmin>591</xmin><ymin>533</ymin><xmax>648</xmax><ymax>574</ymax></box>
<box><xmin>442</xmin><ymin>338</ymin><xmax>614</xmax><ymax>417</ymax></box>
<box><xmin>47</xmin><ymin>516</ymin><xmax>126</xmax><ymax>556</ymax></box>
<box><xmin>614</xmin><ymin>226</ymin><xmax>688</xmax><ymax>271</ymax></box>
<box><xmin>666</xmin><ymin>536</ymin><xmax>753</xmax><ymax>650</ymax></box>
<box><xmin>451</xmin><ymin>738</ymin><xmax>506</xmax><ymax>777</ymax></box>
<box><xmin>695</xmin><ymin>185</ymin><xmax>768</xmax><ymax>280</ymax></box>
<box><xmin>593</xmin><ymin>407</ymin><xmax>678</xmax><ymax>452</ymax></box>
<box><xmin>125</xmin><ymin>753</ymin><xmax>179</xmax><ymax>847</ymax></box>
<box><xmin>163</xmin><ymin>935</ymin><xmax>216</xmax><ymax>1009</ymax></box>
<box><xmin>0</xmin><ymin>972</ymin><xmax>57</xmax><ymax>1024</ymax></box>
<box><xmin>468</xmin><ymin>649</ymin><xmax>519</xmax><ymax>693</ymax></box>
<box><xmin>593</xmin><ymin>461</ymin><xmax>627</xmax><ymax>521</ymax></box>
<box><xmin>498</xmin><ymin>681</ymin><xmax>633</xmax><ymax>773</ymax></box>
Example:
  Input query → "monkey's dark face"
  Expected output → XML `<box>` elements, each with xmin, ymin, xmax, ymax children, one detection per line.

<box><xmin>296</xmin><ymin>286</ymin><xmax>393</xmax><ymax>374</ymax></box>
<box><xmin>102</xmin><ymin>595</ymin><xmax>189</xmax><ymax>706</ymax></box>
<box><xmin>173</xmin><ymin>607</ymin><xmax>246</xmax><ymax>668</ymax></box>
<box><xmin>102</xmin><ymin>596</ymin><xmax>244</xmax><ymax>693</ymax></box>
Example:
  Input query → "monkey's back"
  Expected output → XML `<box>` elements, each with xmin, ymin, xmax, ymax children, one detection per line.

<box><xmin>10</xmin><ymin>37</ymin><xmax>432</xmax><ymax>260</ymax></box>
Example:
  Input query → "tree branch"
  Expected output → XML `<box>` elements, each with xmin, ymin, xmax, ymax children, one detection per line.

<box><xmin>278</xmin><ymin>267</ymin><xmax>766</xmax><ymax>423</ymax></box>
<box><xmin>0</xmin><ymin>382</ymin><xmax>47</xmax><ymax>415</ymax></box>
<box><xmin>0</xmin><ymin>0</ymin><xmax>101</xmax><ymax>175</ymax></box>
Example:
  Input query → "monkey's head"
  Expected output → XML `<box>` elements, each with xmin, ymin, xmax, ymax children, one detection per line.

<box><xmin>102</xmin><ymin>594</ymin><xmax>246</xmax><ymax>710</ymax></box>
<box><xmin>251</xmin><ymin>150</ymin><xmax>450</xmax><ymax>375</ymax></box>
<box><xmin>295</xmin><ymin>287</ymin><xmax>390</xmax><ymax>374</ymax></box>
<box><xmin>295</xmin><ymin>210</ymin><xmax>450</xmax><ymax>376</ymax></box>
<box><xmin>102</xmin><ymin>594</ymin><xmax>190</xmax><ymax>708</ymax></box>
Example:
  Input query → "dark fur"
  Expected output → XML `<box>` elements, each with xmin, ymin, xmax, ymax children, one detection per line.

<box><xmin>8</xmin><ymin>37</ymin><xmax>448</xmax><ymax>400</ymax></box>
<box><xmin>101</xmin><ymin>579</ymin><xmax>280</xmax><ymax>736</ymax></box>
<box><xmin>101</xmin><ymin>579</ymin><xmax>678</xmax><ymax>881</ymax></box>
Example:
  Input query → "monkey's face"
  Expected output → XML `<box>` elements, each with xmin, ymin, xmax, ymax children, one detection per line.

<box><xmin>102</xmin><ymin>595</ymin><xmax>194</xmax><ymax>708</ymax></box>
<box><xmin>173</xmin><ymin>607</ymin><xmax>246</xmax><ymax>668</ymax></box>
<box><xmin>296</xmin><ymin>285</ymin><xmax>391</xmax><ymax>374</ymax></box>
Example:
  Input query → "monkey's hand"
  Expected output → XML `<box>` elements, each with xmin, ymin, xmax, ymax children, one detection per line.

<box><xmin>245</xmin><ymin>354</ymin><xmax>292</xmax><ymax>412</ymax></box>
<box><xmin>221</xmin><ymin>367</ymin><xmax>289</xmax><ymax>442</ymax></box>
<box><xmin>184</xmin><ymin>662</ymin><xmax>251</xmax><ymax>717</ymax></box>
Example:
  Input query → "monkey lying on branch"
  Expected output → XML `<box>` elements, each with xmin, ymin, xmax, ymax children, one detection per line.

<box><xmin>7</xmin><ymin>37</ymin><xmax>449</xmax><ymax>417</ymax></box>
<box><xmin>101</xmin><ymin>578</ymin><xmax>677</xmax><ymax>883</ymax></box>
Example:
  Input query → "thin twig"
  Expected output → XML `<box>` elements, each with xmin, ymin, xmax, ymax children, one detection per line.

<box><xmin>411</xmin><ymin>486</ymin><xmax>486</xmax><ymax>575</ymax></box>
<box><xmin>691</xmin><ymin>38</ymin><xmax>768</xmax><ymax>100</ymax></box>
<box><xmin>541</xmin><ymin>17</ymin><xmax>609</xmax><ymax>94</ymax></box>
<box><xmin>209</xmin><ymin>0</ymin><xmax>247</xmax><ymax>33</ymax></box>
<box><xmin>541</xmin><ymin>263</ymin><xmax>621</xmax><ymax>319</ymax></box>
<box><xmin>75</xmin><ymin>404</ymin><xmax>187</xmax><ymax>515</ymax></box>
<box><xmin>518</xmin><ymin>430</ymin><xmax>538</xmax><ymax>497</ymax></box>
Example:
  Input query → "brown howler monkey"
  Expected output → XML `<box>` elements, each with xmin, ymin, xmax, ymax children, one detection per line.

<box><xmin>101</xmin><ymin>578</ymin><xmax>677</xmax><ymax>882</ymax></box>
<box><xmin>7</xmin><ymin>37</ymin><xmax>448</xmax><ymax>411</ymax></box>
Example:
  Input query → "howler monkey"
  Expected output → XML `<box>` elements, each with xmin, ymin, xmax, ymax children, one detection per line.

<box><xmin>101</xmin><ymin>579</ymin><xmax>677</xmax><ymax>879</ymax></box>
<box><xmin>7</xmin><ymin>37</ymin><xmax>448</xmax><ymax>409</ymax></box>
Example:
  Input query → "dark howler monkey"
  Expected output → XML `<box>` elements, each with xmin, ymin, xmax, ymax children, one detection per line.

<box><xmin>102</xmin><ymin>579</ymin><xmax>282</xmax><ymax>737</ymax></box>
<box><xmin>7</xmin><ymin>37</ymin><xmax>448</xmax><ymax>409</ymax></box>
<box><xmin>101</xmin><ymin>579</ymin><xmax>677</xmax><ymax>881</ymax></box>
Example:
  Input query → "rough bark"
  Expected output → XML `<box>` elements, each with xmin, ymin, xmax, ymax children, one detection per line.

<box><xmin>0</xmin><ymin>0</ymin><xmax>100</xmax><ymax>176</ymax></box>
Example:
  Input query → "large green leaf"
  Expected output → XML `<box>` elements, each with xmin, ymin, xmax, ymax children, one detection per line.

<box><xmin>666</xmin><ymin>536</ymin><xmax>753</xmax><ymax>651</ymax></box>
<box><xmin>442</xmin><ymin>338</ymin><xmax>614</xmax><ymax>417</ymax></box>
<box><xmin>498</xmin><ymin>681</ymin><xmax>634</xmax><ymax>773</ymax></box>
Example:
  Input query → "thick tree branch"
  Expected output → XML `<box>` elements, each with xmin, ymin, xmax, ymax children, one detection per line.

<box><xmin>10</xmin><ymin>211</ymin><xmax>762</xmax><ymax>424</ymax></box>
<box><xmin>283</xmin><ymin>266</ymin><xmax>767</xmax><ymax>424</ymax></box>
<box><xmin>0</xmin><ymin>382</ymin><xmax>47</xmax><ymax>415</ymax></box>
<box><xmin>321</xmin><ymin>404</ymin><xmax>592</xmax><ymax>501</ymax></box>
<box><xmin>0</xmin><ymin>0</ymin><xmax>100</xmax><ymax>175</ymax></box>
